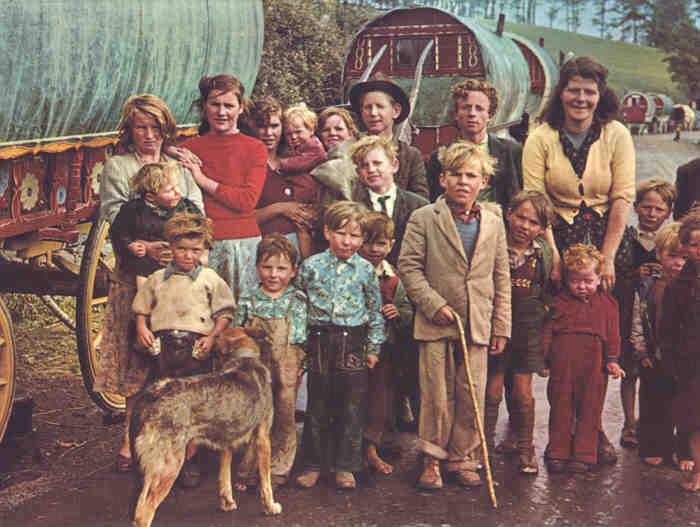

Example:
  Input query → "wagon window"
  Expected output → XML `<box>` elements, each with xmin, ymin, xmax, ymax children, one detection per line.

<box><xmin>395</xmin><ymin>37</ymin><xmax>435</xmax><ymax>72</ymax></box>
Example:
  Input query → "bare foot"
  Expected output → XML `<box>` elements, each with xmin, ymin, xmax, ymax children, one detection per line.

<box><xmin>366</xmin><ymin>445</ymin><xmax>394</xmax><ymax>475</ymax></box>
<box><xmin>680</xmin><ymin>473</ymin><xmax>700</xmax><ymax>492</ymax></box>
<box><xmin>643</xmin><ymin>457</ymin><xmax>663</xmax><ymax>466</ymax></box>
<box><xmin>679</xmin><ymin>460</ymin><xmax>696</xmax><ymax>472</ymax></box>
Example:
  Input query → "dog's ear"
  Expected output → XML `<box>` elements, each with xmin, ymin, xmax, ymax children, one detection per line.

<box><xmin>243</xmin><ymin>326</ymin><xmax>266</xmax><ymax>340</ymax></box>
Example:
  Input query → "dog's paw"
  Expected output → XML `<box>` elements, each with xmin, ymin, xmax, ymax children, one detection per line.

<box><xmin>264</xmin><ymin>502</ymin><xmax>282</xmax><ymax>516</ymax></box>
<box><xmin>219</xmin><ymin>495</ymin><xmax>238</xmax><ymax>512</ymax></box>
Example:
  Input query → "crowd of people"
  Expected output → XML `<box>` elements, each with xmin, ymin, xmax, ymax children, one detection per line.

<box><xmin>94</xmin><ymin>55</ymin><xmax>700</xmax><ymax>497</ymax></box>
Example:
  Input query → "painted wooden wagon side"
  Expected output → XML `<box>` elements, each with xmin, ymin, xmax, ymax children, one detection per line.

<box><xmin>622</xmin><ymin>91</ymin><xmax>656</xmax><ymax>135</ymax></box>
<box><xmin>0</xmin><ymin>0</ymin><xmax>264</xmax><ymax>440</ymax></box>
<box><xmin>340</xmin><ymin>6</ymin><xmax>559</xmax><ymax>158</ymax></box>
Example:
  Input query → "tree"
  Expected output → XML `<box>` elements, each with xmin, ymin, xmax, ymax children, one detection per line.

<box><xmin>664</xmin><ymin>22</ymin><xmax>700</xmax><ymax>99</ymax></box>
<box><xmin>645</xmin><ymin>0</ymin><xmax>691</xmax><ymax>49</ymax></box>
<box><xmin>611</xmin><ymin>0</ymin><xmax>651</xmax><ymax>43</ymax></box>
<box><xmin>592</xmin><ymin>0</ymin><xmax>611</xmax><ymax>39</ymax></box>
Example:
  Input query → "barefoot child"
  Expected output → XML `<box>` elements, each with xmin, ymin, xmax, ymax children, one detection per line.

<box><xmin>359</xmin><ymin>212</ymin><xmax>414</xmax><ymax>475</ymax></box>
<box><xmin>235</xmin><ymin>234</ymin><xmax>307</xmax><ymax>486</ymax></box>
<box><xmin>660</xmin><ymin>212</ymin><xmax>700</xmax><ymax>491</ymax></box>
<box><xmin>630</xmin><ymin>223</ymin><xmax>689</xmax><ymax>467</ymax></box>
<box><xmin>618</xmin><ymin>179</ymin><xmax>676</xmax><ymax>449</ymax></box>
<box><xmin>271</xmin><ymin>103</ymin><xmax>326</xmax><ymax>257</ymax></box>
<box><xmin>399</xmin><ymin>142</ymin><xmax>511</xmax><ymax>489</ymax></box>
<box><xmin>544</xmin><ymin>244</ymin><xmax>625</xmax><ymax>474</ymax></box>
<box><xmin>132</xmin><ymin>212</ymin><xmax>235</xmax><ymax>486</ymax></box>
<box><xmin>484</xmin><ymin>190</ymin><xmax>554</xmax><ymax>475</ymax></box>
<box><xmin>109</xmin><ymin>162</ymin><xmax>203</xmax><ymax>289</ymax></box>
<box><xmin>295</xmin><ymin>201</ymin><xmax>385</xmax><ymax>490</ymax></box>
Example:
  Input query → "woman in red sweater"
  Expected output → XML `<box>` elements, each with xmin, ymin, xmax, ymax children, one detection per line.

<box><xmin>179</xmin><ymin>74</ymin><xmax>267</xmax><ymax>300</ymax></box>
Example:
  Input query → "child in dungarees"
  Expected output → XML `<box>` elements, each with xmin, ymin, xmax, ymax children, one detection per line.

<box><xmin>109</xmin><ymin>162</ymin><xmax>203</xmax><ymax>290</ymax></box>
<box><xmin>630</xmin><ymin>223</ymin><xmax>690</xmax><ymax>468</ymax></box>
<box><xmin>659</xmin><ymin>212</ymin><xmax>700</xmax><ymax>491</ymax></box>
<box><xmin>618</xmin><ymin>179</ymin><xmax>676</xmax><ymax>449</ymax></box>
<box><xmin>358</xmin><ymin>212</ymin><xmax>414</xmax><ymax>475</ymax></box>
<box><xmin>544</xmin><ymin>244</ymin><xmax>625</xmax><ymax>474</ymax></box>
<box><xmin>295</xmin><ymin>201</ymin><xmax>385</xmax><ymax>490</ymax></box>
<box><xmin>484</xmin><ymin>190</ymin><xmax>553</xmax><ymax>475</ymax></box>
<box><xmin>132</xmin><ymin>212</ymin><xmax>235</xmax><ymax>486</ymax></box>
<box><xmin>235</xmin><ymin>234</ymin><xmax>307</xmax><ymax>487</ymax></box>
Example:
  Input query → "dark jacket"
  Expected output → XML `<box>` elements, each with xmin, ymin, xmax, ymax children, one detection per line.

<box><xmin>396</xmin><ymin>140</ymin><xmax>430</xmax><ymax>200</ymax></box>
<box><xmin>110</xmin><ymin>197</ymin><xmax>203</xmax><ymax>277</ymax></box>
<box><xmin>675</xmin><ymin>157</ymin><xmax>700</xmax><ymax>219</ymax></box>
<box><xmin>353</xmin><ymin>184</ymin><xmax>429</xmax><ymax>266</ymax></box>
<box><xmin>426</xmin><ymin>134</ymin><xmax>523</xmax><ymax>206</ymax></box>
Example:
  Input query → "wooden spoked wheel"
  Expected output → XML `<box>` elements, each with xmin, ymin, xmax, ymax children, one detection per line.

<box><xmin>0</xmin><ymin>296</ymin><xmax>16</xmax><ymax>442</ymax></box>
<box><xmin>76</xmin><ymin>219</ymin><xmax>125</xmax><ymax>413</ymax></box>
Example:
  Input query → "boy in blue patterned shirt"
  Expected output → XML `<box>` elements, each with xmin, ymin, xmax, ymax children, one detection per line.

<box><xmin>295</xmin><ymin>201</ymin><xmax>385</xmax><ymax>490</ymax></box>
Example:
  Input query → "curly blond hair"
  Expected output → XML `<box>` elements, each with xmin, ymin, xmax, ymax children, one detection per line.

<box><xmin>451</xmin><ymin>79</ymin><xmax>499</xmax><ymax>117</ymax></box>
<box><xmin>563</xmin><ymin>243</ymin><xmax>603</xmax><ymax>274</ymax></box>
<box><xmin>129</xmin><ymin>162</ymin><xmax>179</xmax><ymax>195</ymax></box>
<box><xmin>635</xmin><ymin>178</ymin><xmax>677</xmax><ymax>209</ymax></box>
<box><xmin>654</xmin><ymin>222</ymin><xmax>683</xmax><ymax>254</ymax></box>
<box><xmin>349</xmin><ymin>135</ymin><xmax>397</xmax><ymax>166</ymax></box>
<box><xmin>284</xmin><ymin>103</ymin><xmax>318</xmax><ymax>133</ymax></box>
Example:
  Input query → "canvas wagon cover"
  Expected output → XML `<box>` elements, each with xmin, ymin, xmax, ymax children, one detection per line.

<box><xmin>0</xmin><ymin>0</ymin><xmax>263</xmax><ymax>144</ymax></box>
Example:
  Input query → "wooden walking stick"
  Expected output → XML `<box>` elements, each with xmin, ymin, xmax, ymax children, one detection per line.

<box><xmin>451</xmin><ymin>309</ymin><xmax>498</xmax><ymax>508</ymax></box>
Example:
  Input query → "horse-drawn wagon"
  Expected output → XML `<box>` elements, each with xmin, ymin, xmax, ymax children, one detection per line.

<box><xmin>0</xmin><ymin>0</ymin><xmax>264</xmax><ymax>440</ymax></box>
<box><xmin>341</xmin><ymin>6</ymin><xmax>559</xmax><ymax>157</ymax></box>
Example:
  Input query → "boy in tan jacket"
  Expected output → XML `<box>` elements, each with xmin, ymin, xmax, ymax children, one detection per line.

<box><xmin>398</xmin><ymin>142</ymin><xmax>511</xmax><ymax>489</ymax></box>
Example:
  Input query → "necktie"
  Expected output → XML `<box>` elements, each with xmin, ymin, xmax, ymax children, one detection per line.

<box><xmin>377</xmin><ymin>195</ymin><xmax>389</xmax><ymax>215</ymax></box>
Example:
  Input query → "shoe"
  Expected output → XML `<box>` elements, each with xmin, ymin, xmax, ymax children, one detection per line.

<box><xmin>546</xmin><ymin>459</ymin><xmax>567</xmax><ymax>473</ymax></box>
<box><xmin>452</xmin><ymin>469</ymin><xmax>483</xmax><ymax>488</ymax></box>
<box><xmin>417</xmin><ymin>456</ymin><xmax>443</xmax><ymax>490</ymax></box>
<box><xmin>620</xmin><ymin>426</ymin><xmax>639</xmax><ymax>448</ymax></box>
<box><xmin>518</xmin><ymin>450</ymin><xmax>539</xmax><ymax>475</ymax></box>
<box><xmin>115</xmin><ymin>453</ymin><xmax>133</xmax><ymax>473</ymax></box>
<box><xmin>335</xmin><ymin>471</ymin><xmax>356</xmax><ymax>490</ymax></box>
<box><xmin>295</xmin><ymin>469</ymin><xmax>321</xmax><ymax>488</ymax></box>
<box><xmin>179</xmin><ymin>458</ymin><xmax>201</xmax><ymax>488</ymax></box>
<box><xmin>568</xmin><ymin>461</ymin><xmax>591</xmax><ymax>473</ymax></box>
<box><xmin>597</xmin><ymin>431</ymin><xmax>618</xmax><ymax>465</ymax></box>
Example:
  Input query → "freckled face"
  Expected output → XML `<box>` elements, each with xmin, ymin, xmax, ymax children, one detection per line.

<box><xmin>507</xmin><ymin>201</ymin><xmax>545</xmax><ymax>247</ymax></box>
<box><xmin>324</xmin><ymin>220</ymin><xmax>363</xmax><ymax>260</ymax></box>
<box><xmin>284</xmin><ymin>116</ymin><xmax>314</xmax><ymax>148</ymax></box>
<box><xmin>685</xmin><ymin>230</ymin><xmax>700</xmax><ymax>265</ymax></box>
<box><xmin>320</xmin><ymin>114</ymin><xmax>353</xmax><ymax>150</ymax></box>
<box><xmin>634</xmin><ymin>191</ymin><xmax>671</xmax><ymax>233</ymax></box>
<box><xmin>172</xmin><ymin>237</ymin><xmax>205</xmax><ymax>273</ymax></box>
<box><xmin>357</xmin><ymin>148</ymin><xmax>398</xmax><ymax>195</ymax></box>
<box><xmin>256</xmin><ymin>253</ymin><xmax>296</xmax><ymax>296</ymax></box>
<box><xmin>131</xmin><ymin>111</ymin><xmax>164</xmax><ymax>157</ymax></box>
<box><xmin>561</xmin><ymin>76</ymin><xmax>600</xmax><ymax>130</ymax></box>
<box><xmin>566</xmin><ymin>263</ymin><xmax>601</xmax><ymax>300</ymax></box>
<box><xmin>204</xmin><ymin>90</ymin><xmax>242</xmax><ymax>135</ymax></box>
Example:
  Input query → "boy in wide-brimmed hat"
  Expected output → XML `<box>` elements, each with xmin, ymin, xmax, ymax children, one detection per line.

<box><xmin>349</xmin><ymin>74</ymin><xmax>429</xmax><ymax>200</ymax></box>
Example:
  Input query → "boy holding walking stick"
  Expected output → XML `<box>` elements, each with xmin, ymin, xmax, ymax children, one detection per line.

<box><xmin>398</xmin><ymin>142</ymin><xmax>511</xmax><ymax>490</ymax></box>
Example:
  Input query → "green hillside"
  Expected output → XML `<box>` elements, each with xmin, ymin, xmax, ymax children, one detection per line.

<box><xmin>498</xmin><ymin>20</ymin><xmax>685</xmax><ymax>102</ymax></box>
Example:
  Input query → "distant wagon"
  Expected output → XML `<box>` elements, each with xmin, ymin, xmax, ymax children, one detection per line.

<box><xmin>649</xmin><ymin>93</ymin><xmax>673</xmax><ymax>133</ymax></box>
<box><xmin>622</xmin><ymin>91</ymin><xmax>656</xmax><ymax>135</ymax></box>
<box><xmin>670</xmin><ymin>104</ymin><xmax>696</xmax><ymax>132</ymax></box>
<box><xmin>0</xmin><ymin>0</ymin><xmax>264</xmax><ymax>440</ymax></box>
<box><xmin>341</xmin><ymin>6</ymin><xmax>559</xmax><ymax>158</ymax></box>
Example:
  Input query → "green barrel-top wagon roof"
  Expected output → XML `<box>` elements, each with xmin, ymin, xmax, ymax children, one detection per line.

<box><xmin>342</xmin><ymin>6</ymin><xmax>531</xmax><ymax>128</ymax></box>
<box><xmin>0</xmin><ymin>0</ymin><xmax>263</xmax><ymax>144</ymax></box>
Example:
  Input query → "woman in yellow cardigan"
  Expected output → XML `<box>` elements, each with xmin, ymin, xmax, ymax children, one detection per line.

<box><xmin>522</xmin><ymin>56</ymin><xmax>636</xmax><ymax>466</ymax></box>
<box><xmin>523</xmin><ymin>56</ymin><xmax>635</xmax><ymax>289</ymax></box>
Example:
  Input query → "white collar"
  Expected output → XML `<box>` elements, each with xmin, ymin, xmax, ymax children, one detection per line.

<box><xmin>368</xmin><ymin>183</ymin><xmax>397</xmax><ymax>202</ymax></box>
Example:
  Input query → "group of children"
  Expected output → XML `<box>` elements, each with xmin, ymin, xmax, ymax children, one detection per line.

<box><xmin>110</xmin><ymin>124</ymin><xmax>700</xmax><ymax>494</ymax></box>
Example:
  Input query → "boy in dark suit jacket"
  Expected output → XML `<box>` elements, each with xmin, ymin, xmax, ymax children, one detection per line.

<box><xmin>350</xmin><ymin>135</ymin><xmax>428</xmax><ymax>266</ymax></box>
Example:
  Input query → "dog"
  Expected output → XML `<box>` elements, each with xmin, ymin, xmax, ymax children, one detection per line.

<box><xmin>130</xmin><ymin>327</ymin><xmax>281</xmax><ymax>527</ymax></box>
